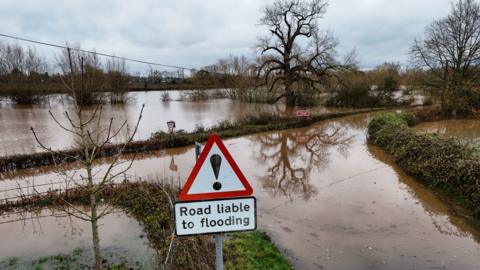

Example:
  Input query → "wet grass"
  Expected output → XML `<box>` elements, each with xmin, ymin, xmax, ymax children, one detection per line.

<box><xmin>0</xmin><ymin>181</ymin><xmax>291</xmax><ymax>269</ymax></box>
<box><xmin>368</xmin><ymin>111</ymin><xmax>480</xmax><ymax>218</ymax></box>
<box><xmin>225</xmin><ymin>231</ymin><xmax>292</xmax><ymax>270</ymax></box>
<box><xmin>0</xmin><ymin>248</ymin><xmax>148</xmax><ymax>270</ymax></box>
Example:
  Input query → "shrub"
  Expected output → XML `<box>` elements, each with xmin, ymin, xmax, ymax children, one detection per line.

<box><xmin>214</xmin><ymin>120</ymin><xmax>236</xmax><ymax>130</ymax></box>
<box><xmin>161</xmin><ymin>92</ymin><xmax>171</xmax><ymax>102</ymax></box>
<box><xmin>367</xmin><ymin>112</ymin><xmax>417</xmax><ymax>140</ymax></box>
<box><xmin>442</xmin><ymin>85</ymin><xmax>480</xmax><ymax>116</ymax></box>
<box><xmin>241</xmin><ymin>112</ymin><xmax>282</xmax><ymax>125</ymax></box>
<box><xmin>326</xmin><ymin>83</ymin><xmax>382</xmax><ymax>108</ymax></box>
<box><xmin>193</xmin><ymin>124</ymin><xmax>205</xmax><ymax>133</ymax></box>
<box><xmin>423</xmin><ymin>97</ymin><xmax>433</xmax><ymax>106</ymax></box>
<box><xmin>295</xmin><ymin>83</ymin><xmax>320</xmax><ymax>106</ymax></box>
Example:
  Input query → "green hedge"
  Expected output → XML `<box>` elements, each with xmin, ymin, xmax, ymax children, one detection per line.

<box><xmin>368</xmin><ymin>112</ymin><xmax>480</xmax><ymax>217</ymax></box>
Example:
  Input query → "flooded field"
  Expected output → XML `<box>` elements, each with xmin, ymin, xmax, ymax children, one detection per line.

<box><xmin>415</xmin><ymin>119</ymin><xmax>480</xmax><ymax>143</ymax></box>
<box><xmin>1</xmin><ymin>112</ymin><xmax>479</xmax><ymax>269</ymax></box>
<box><xmin>0</xmin><ymin>207</ymin><xmax>157</xmax><ymax>269</ymax></box>
<box><xmin>0</xmin><ymin>90</ymin><xmax>346</xmax><ymax>156</ymax></box>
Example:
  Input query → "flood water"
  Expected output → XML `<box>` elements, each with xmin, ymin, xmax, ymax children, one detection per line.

<box><xmin>0</xmin><ymin>90</ymin><xmax>346</xmax><ymax>156</ymax></box>
<box><xmin>0</xmin><ymin>207</ymin><xmax>157</xmax><ymax>269</ymax></box>
<box><xmin>1</xmin><ymin>112</ymin><xmax>479</xmax><ymax>269</ymax></box>
<box><xmin>415</xmin><ymin>118</ymin><xmax>480</xmax><ymax>144</ymax></box>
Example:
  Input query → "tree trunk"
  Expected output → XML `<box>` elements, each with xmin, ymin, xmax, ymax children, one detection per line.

<box><xmin>90</xmin><ymin>192</ymin><xmax>103</xmax><ymax>270</ymax></box>
<box><xmin>286</xmin><ymin>94</ymin><xmax>296</xmax><ymax>107</ymax></box>
<box><xmin>284</xmin><ymin>76</ymin><xmax>296</xmax><ymax>107</ymax></box>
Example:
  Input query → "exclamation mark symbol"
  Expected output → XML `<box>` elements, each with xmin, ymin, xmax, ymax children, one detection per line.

<box><xmin>210</xmin><ymin>154</ymin><xmax>222</xmax><ymax>191</ymax></box>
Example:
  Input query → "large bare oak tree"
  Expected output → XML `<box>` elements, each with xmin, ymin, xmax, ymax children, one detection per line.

<box><xmin>256</xmin><ymin>0</ymin><xmax>355</xmax><ymax>107</ymax></box>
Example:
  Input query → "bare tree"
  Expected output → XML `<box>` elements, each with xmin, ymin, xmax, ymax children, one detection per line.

<box><xmin>31</xmin><ymin>47</ymin><xmax>144</xmax><ymax>270</ymax></box>
<box><xmin>0</xmin><ymin>43</ymin><xmax>47</xmax><ymax>103</ymax></box>
<box><xmin>105</xmin><ymin>57</ymin><xmax>129</xmax><ymax>103</ymax></box>
<box><xmin>57</xmin><ymin>45</ymin><xmax>104</xmax><ymax>105</ymax></box>
<box><xmin>256</xmin><ymin>0</ymin><xmax>356</xmax><ymax>107</ymax></box>
<box><xmin>411</xmin><ymin>0</ymin><xmax>480</xmax><ymax>114</ymax></box>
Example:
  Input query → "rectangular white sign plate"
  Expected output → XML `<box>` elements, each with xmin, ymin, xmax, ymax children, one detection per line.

<box><xmin>174</xmin><ymin>197</ymin><xmax>256</xmax><ymax>236</ymax></box>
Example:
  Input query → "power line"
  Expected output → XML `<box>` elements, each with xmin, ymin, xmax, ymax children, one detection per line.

<box><xmin>0</xmin><ymin>32</ymin><xmax>194</xmax><ymax>71</ymax></box>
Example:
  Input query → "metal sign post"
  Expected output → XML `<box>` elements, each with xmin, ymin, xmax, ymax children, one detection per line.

<box><xmin>195</xmin><ymin>142</ymin><xmax>202</xmax><ymax>161</ymax></box>
<box><xmin>194</xmin><ymin>141</ymin><xmax>224</xmax><ymax>270</ymax></box>
<box><xmin>215</xmin><ymin>234</ymin><xmax>223</xmax><ymax>270</ymax></box>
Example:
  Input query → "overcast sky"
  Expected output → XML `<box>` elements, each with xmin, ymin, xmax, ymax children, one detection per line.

<box><xmin>0</xmin><ymin>0</ymin><xmax>454</xmax><ymax>72</ymax></box>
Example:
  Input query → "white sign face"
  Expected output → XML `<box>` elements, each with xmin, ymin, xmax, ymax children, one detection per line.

<box><xmin>175</xmin><ymin>197</ymin><xmax>256</xmax><ymax>236</ymax></box>
<box><xmin>187</xmin><ymin>143</ymin><xmax>245</xmax><ymax>195</ymax></box>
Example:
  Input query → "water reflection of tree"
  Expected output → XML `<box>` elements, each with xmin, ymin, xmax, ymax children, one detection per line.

<box><xmin>255</xmin><ymin>125</ymin><xmax>352</xmax><ymax>200</ymax></box>
<box><xmin>0</xmin><ymin>207</ymin><xmax>85</xmax><ymax>239</ymax></box>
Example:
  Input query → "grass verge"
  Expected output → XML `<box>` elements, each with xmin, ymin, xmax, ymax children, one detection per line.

<box><xmin>368</xmin><ymin>112</ymin><xmax>480</xmax><ymax>217</ymax></box>
<box><xmin>225</xmin><ymin>231</ymin><xmax>292</xmax><ymax>270</ymax></box>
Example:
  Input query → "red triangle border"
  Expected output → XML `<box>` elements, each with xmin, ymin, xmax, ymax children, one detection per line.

<box><xmin>179</xmin><ymin>133</ymin><xmax>253</xmax><ymax>201</ymax></box>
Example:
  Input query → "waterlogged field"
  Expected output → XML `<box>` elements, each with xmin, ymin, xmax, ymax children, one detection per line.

<box><xmin>414</xmin><ymin>118</ymin><xmax>480</xmax><ymax>144</ymax></box>
<box><xmin>0</xmin><ymin>90</ymin><xmax>347</xmax><ymax>156</ymax></box>
<box><xmin>0</xmin><ymin>208</ymin><xmax>157</xmax><ymax>269</ymax></box>
<box><xmin>0</xmin><ymin>112</ymin><xmax>479</xmax><ymax>269</ymax></box>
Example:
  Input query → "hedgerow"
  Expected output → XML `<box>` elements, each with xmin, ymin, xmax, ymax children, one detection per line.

<box><xmin>368</xmin><ymin>112</ymin><xmax>480</xmax><ymax>217</ymax></box>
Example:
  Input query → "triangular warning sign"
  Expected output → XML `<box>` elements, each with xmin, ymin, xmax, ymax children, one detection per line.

<box><xmin>179</xmin><ymin>133</ymin><xmax>253</xmax><ymax>201</ymax></box>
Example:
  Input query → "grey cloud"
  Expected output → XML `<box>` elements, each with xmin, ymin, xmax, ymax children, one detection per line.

<box><xmin>0</xmin><ymin>0</ymin><xmax>454</xmax><ymax>71</ymax></box>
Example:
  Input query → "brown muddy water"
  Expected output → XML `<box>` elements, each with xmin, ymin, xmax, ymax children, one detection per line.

<box><xmin>0</xmin><ymin>207</ymin><xmax>157</xmax><ymax>269</ymax></box>
<box><xmin>0</xmin><ymin>90</ymin><xmax>346</xmax><ymax>156</ymax></box>
<box><xmin>1</xmin><ymin>113</ymin><xmax>480</xmax><ymax>269</ymax></box>
<box><xmin>415</xmin><ymin>118</ymin><xmax>480</xmax><ymax>143</ymax></box>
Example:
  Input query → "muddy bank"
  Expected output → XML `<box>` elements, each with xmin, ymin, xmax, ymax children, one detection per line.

<box><xmin>0</xmin><ymin>108</ymin><xmax>386</xmax><ymax>174</ymax></box>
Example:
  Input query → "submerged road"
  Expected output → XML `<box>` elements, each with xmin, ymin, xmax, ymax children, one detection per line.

<box><xmin>0</xmin><ymin>112</ymin><xmax>479</xmax><ymax>269</ymax></box>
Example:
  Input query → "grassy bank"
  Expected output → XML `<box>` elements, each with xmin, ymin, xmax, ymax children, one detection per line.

<box><xmin>0</xmin><ymin>181</ymin><xmax>291</xmax><ymax>269</ymax></box>
<box><xmin>0</xmin><ymin>108</ymin><xmax>386</xmax><ymax>173</ymax></box>
<box><xmin>225</xmin><ymin>232</ymin><xmax>291</xmax><ymax>270</ymax></box>
<box><xmin>367</xmin><ymin>112</ymin><xmax>480</xmax><ymax>217</ymax></box>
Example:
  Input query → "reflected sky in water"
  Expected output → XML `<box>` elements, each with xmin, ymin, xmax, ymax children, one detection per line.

<box><xmin>0</xmin><ymin>208</ymin><xmax>157</xmax><ymax>268</ymax></box>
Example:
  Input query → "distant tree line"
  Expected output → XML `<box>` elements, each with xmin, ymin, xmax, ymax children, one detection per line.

<box><xmin>0</xmin><ymin>43</ymin><xmax>199</xmax><ymax>104</ymax></box>
<box><xmin>0</xmin><ymin>43</ymin><xmax>132</xmax><ymax>104</ymax></box>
